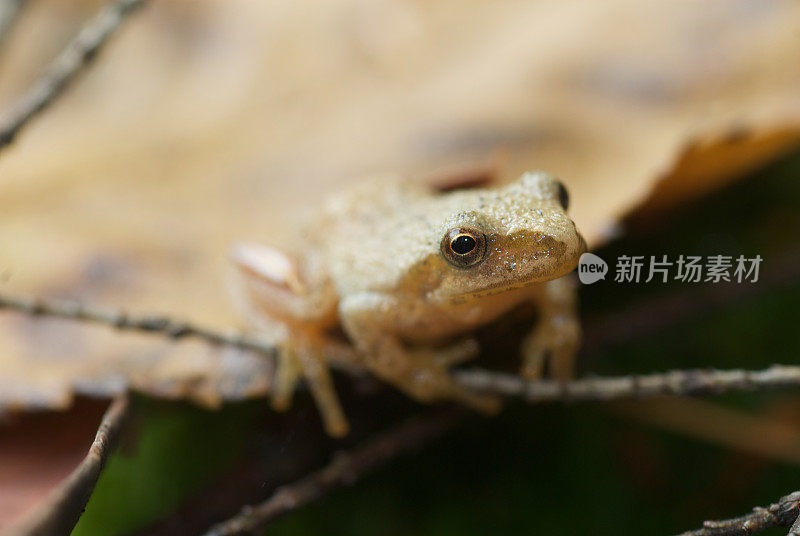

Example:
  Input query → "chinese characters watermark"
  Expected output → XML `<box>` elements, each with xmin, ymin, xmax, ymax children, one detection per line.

<box><xmin>578</xmin><ymin>253</ymin><xmax>762</xmax><ymax>285</ymax></box>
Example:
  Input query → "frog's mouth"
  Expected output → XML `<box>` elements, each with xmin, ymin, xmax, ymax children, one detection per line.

<box><xmin>460</xmin><ymin>269</ymin><xmax>563</xmax><ymax>297</ymax></box>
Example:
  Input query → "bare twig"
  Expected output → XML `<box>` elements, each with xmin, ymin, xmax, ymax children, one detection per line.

<box><xmin>6</xmin><ymin>395</ymin><xmax>132</xmax><ymax>536</ymax></box>
<box><xmin>203</xmin><ymin>409</ymin><xmax>464</xmax><ymax>536</ymax></box>
<box><xmin>0</xmin><ymin>0</ymin><xmax>146</xmax><ymax>151</ymax></box>
<box><xmin>454</xmin><ymin>365</ymin><xmax>800</xmax><ymax>402</ymax></box>
<box><xmin>676</xmin><ymin>490</ymin><xmax>800</xmax><ymax>536</ymax></box>
<box><xmin>0</xmin><ymin>0</ymin><xmax>25</xmax><ymax>47</ymax></box>
<box><xmin>0</xmin><ymin>293</ymin><xmax>279</xmax><ymax>358</ymax></box>
<box><xmin>3</xmin><ymin>293</ymin><xmax>800</xmax><ymax>405</ymax></box>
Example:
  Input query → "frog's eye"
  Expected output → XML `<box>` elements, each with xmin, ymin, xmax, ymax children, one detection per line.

<box><xmin>556</xmin><ymin>181</ymin><xmax>570</xmax><ymax>210</ymax></box>
<box><xmin>441</xmin><ymin>226</ymin><xmax>487</xmax><ymax>268</ymax></box>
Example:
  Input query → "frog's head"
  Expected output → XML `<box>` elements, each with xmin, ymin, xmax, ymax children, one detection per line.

<box><xmin>433</xmin><ymin>171</ymin><xmax>586</xmax><ymax>298</ymax></box>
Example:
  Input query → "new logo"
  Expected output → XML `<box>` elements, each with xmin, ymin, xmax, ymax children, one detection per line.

<box><xmin>578</xmin><ymin>252</ymin><xmax>608</xmax><ymax>284</ymax></box>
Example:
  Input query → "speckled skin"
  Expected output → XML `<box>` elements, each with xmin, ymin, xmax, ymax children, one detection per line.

<box><xmin>234</xmin><ymin>171</ymin><xmax>586</xmax><ymax>436</ymax></box>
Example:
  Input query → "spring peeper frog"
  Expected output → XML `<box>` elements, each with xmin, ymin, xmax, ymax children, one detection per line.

<box><xmin>233</xmin><ymin>171</ymin><xmax>586</xmax><ymax>436</ymax></box>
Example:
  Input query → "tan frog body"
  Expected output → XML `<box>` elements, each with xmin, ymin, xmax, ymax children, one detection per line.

<box><xmin>233</xmin><ymin>171</ymin><xmax>586</xmax><ymax>436</ymax></box>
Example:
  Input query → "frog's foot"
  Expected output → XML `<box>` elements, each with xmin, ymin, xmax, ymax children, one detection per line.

<box><xmin>297</xmin><ymin>347</ymin><xmax>349</xmax><ymax>437</ymax></box>
<box><xmin>272</xmin><ymin>338</ymin><xmax>349</xmax><ymax>437</ymax></box>
<box><xmin>431</xmin><ymin>337</ymin><xmax>480</xmax><ymax>369</ymax></box>
<box><xmin>410</xmin><ymin>363</ymin><xmax>501</xmax><ymax>415</ymax></box>
<box><xmin>271</xmin><ymin>343</ymin><xmax>301</xmax><ymax>412</ymax></box>
<box><xmin>375</xmin><ymin>346</ymin><xmax>500</xmax><ymax>414</ymax></box>
<box><xmin>520</xmin><ymin>316</ymin><xmax>580</xmax><ymax>381</ymax></box>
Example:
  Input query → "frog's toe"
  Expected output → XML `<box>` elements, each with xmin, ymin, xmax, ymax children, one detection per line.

<box><xmin>408</xmin><ymin>366</ymin><xmax>501</xmax><ymax>415</ymax></box>
<box><xmin>520</xmin><ymin>321</ymin><xmax>580</xmax><ymax>381</ymax></box>
<box><xmin>432</xmin><ymin>338</ymin><xmax>480</xmax><ymax>369</ymax></box>
<box><xmin>451</xmin><ymin>388</ymin><xmax>502</xmax><ymax>415</ymax></box>
<box><xmin>271</xmin><ymin>339</ymin><xmax>349</xmax><ymax>437</ymax></box>
<box><xmin>271</xmin><ymin>344</ymin><xmax>301</xmax><ymax>412</ymax></box>
<box><xmin>520</xmin><ymin>349</ymin><xmax>547</xmax><ymax>380</ymax></box>
<box><xmin>547</xmin><ymin>344</ymin><xmax>578</xmax><ymax>381</ymax></box>
<box><xmin>297</xmin><ymin>347</ymin><xmax>349</xmax><ymax>437</ymax></box>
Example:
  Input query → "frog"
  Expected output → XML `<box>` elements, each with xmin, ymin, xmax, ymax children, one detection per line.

<box><xmin>233</xmin><ymin>170</ymin><xmax>586</xmax><ymax>436</ymax></box>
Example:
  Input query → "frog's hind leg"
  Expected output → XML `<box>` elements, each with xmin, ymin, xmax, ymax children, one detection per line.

<box><xmin>232</xmin><ymin>242</ymin><xmax>338</xmax><ymax>325</ymax></box>
<box><xmin>233</xmin><ymin>243</ymin><xmax>348</xmax><ymax>436</ymax></box>
<box><xmin>271</xmin><ymin>337</ymin><xmax>349</xmax><ymax>437</ymax></box>
<box><xmin>271</xmin><ymin>343</ymin><xmax>301</xmax><ymax>412</ymax></box>
<box><xmin>296</xmin><ymin>339</ymin><xmax>349</xmax><ymax>437</ymax></box>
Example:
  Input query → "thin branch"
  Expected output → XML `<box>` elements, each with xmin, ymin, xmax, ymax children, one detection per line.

<box><xmin>203</xmin><ymin>408</ymin><xmax>464</xmax><ymax>536</ymax></box>
<box><xmin>676</xmin><ymin>490</ymin><xmax>800</xmax><ymax>536</ymax></box>
<box><xmin>454</xmin><ymin>365</ymin><xmax>800</xmax><ymax>402</ymax></box>
<box><xmin>7</xmin><ymin>395</ymin><xmax>132</xmax><ymax>536</ymax></box>
<box><xmin>0</xmin><ymin>0</ymin><xmax>25</xmax><ymax>48</ymax></box>
<box><xmin>3</xmin><ymin>293</ymin><xmax>800</xmax><ymax>405</ymax></box>
<box><xmin>0</xmin><ymin>0</ymin><xmax>146</xmax><ymax>151</ymax></box>
<box><xmin>0</xmin><ymin>292</ymin><xmax>279</xmax><ymax>359</ymax></box>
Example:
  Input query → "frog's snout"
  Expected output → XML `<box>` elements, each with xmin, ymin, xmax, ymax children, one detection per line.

<box><xmin>576</xmin><ymin>234</ymin><xmax>588</xmax><ymax>257</ymax></box>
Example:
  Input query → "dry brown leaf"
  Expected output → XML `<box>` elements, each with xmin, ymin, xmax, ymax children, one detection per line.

<box><xmin>0</xmin><ymin>0</ymin><xmax>799</xmax><ymax>412</ymax></box>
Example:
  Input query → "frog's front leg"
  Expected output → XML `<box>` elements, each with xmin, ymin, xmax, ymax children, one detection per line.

<box><xmin>339</xmin><ymin>293</ymin><xmax>499</xmax><ymax>413</ymax></box>
<box><xmin>520</xmin><ymin>276</ymin><xmax>581</xmax><ymax>380</ymax></box>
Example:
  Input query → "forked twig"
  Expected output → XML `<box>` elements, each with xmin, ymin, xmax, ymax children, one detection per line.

<box><xmin>0</xmin><ymin>0</ymin><xmax>146</xmax><ymax>150</ymax></box>
<box><xmin>676</xmin><ymin>490</ymin><xmax>800</xmax><ymax>536</ymax></box>
<box><xmin>6</xmin><ymin>395</ymin><xmax>132</xmax><ymax>536</ymax></box>
<box><xmin>203</xmin><ymin>408</ymin><xmax>464</xmax><ymax>536</ymax></box>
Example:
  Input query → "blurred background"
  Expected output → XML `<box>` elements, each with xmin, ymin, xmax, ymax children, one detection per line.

<box><xmin>1</xmin><ymin>1</ymin><xmax>800</xmax><ymax>534</ymax></box>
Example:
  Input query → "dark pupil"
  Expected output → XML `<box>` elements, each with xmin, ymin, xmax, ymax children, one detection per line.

<box><xmin>451</xmin><ymin>235</ymin><xmax>476</xmax><ymax>255</ymax></box>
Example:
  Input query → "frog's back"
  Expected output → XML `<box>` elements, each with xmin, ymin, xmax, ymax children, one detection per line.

<box><xmin>308</xmin><ymin>176</ymin><xmax>439</xmax><ymax>296</ymax></box>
